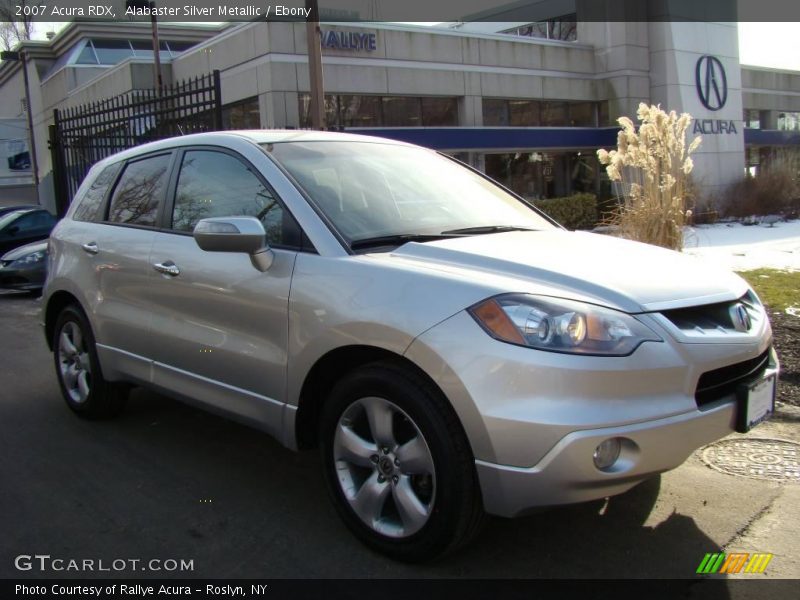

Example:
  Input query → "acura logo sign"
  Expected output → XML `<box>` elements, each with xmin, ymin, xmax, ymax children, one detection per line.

<box><xmin>696</xmin><ymin>55</ymin><xmax>728</xmax><ymax>111</ymax></box>
<box><xmin>729</xmin><ymin>303</ymin><xmax>752</xmax><ymax>332</ymax></box>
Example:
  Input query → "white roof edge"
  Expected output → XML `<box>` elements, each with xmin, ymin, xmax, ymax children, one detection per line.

<box><xmin>93</xmin><ymin>129</ymin><xmax>414</xmax><ymax>166</ymax></box>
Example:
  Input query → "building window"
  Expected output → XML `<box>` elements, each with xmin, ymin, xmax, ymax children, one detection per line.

<box><xmin>299</xmin><ymin>95</ymin><xmax>457</xmax><ymax>128</ymax></box>
<box><xmin>777</xmin><ymin>112</ymin><xmax>800</xmax><ymax>131</ymax></box>
<box><xmin>336</xmin><ymin>95</ymin><xmax>382</xmax><ymax>127</ymax></box>
<box><xmin>568</xmin><ymin>102</ymin><xmax>595</xmax><ymax>127</ymax></box>
<box><xmin>482</xmin><ymin>98</ymin><xmax>509</xmax><ymax>126</ymax></box>
<box><xmin>73</xmin><ymin>39</ymin><xmax>199</xmax><ymax>66</ymax></box>
<box><xmin>540</xmin><ymin>101</ymin><xmax>568</xmax><ymax>127</ymax></box>
<box><xmin>483</xmin><ymin>150</ymin><xmax>597</xmax><ymax>200</ymax></box>
<box><xmin>599</xmin><ymin>102</ymin><xmax>610</xmax><ymax>126</ymax></box>
<box><xmin>421</xmin><ymin>97</ymin><xmax>458</xmax><ymax>126</ymax></box>
<box><xmin>383</xmin><ymin>96</ymin><xmax>422</xmax><ymax>126</ymax></box>
<box><xmin>509</xmin><ymin>100</ymin><xmax>541</xmax><ymax>126</ymax></box>
<box><xmin>501</xmin><ymin>15</ymin><xmax>578</xmax><ymax>42</ymax></box>
<box><xmin>222</xmin><ymin>97</ymin><xmax>261</xmax><ymax>129</ymax></box>
<box><xmin>483</xmin><ymin>99</ymin><xmax>599</xmax><ymax>127</ymax></box>
<box><xmin>743</xmin><ymin>109</ymin><xmax>761</xmax><ymax>129</ymax></box>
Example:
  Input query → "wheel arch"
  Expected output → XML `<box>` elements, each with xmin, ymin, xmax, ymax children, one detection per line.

<box><xmin>294</xmin><ymin>345</ymin><xmax>471</xmax><ymax>454</ymax></box>
<box><xmin>44</xmin><ymin>290</ymin><xmax>85</xmax><ymax>351</ymax></box>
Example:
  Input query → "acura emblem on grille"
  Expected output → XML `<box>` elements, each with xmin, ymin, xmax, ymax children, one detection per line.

<box><xmin>730</xmin><ymin>303</ymin><xmax>752</xmax><ymax>332</ymax></box>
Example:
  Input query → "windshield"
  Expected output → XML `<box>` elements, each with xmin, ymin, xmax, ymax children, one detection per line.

<box><xmin>264</xmin><ymin>141</ymin><xmax>555</xmax><ymax>246</ymax></box>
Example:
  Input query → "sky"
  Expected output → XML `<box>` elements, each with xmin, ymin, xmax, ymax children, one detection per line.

<box><xmin>737</xmin><ymin>22</ymin><xmax>800</xmax><ymax>70</ymax></box>
<box><xmin>26</xmin><ymin>21</ymin><xmax>800</xmax><ymax>72</ymax></box>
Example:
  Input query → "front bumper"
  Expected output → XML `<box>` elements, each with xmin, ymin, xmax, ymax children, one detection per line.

<box><xmin>0</xmin><ymin>261</ymin><xmax>46</xmax><ymax>291</ymax></box>
<box><xmin>405</xmin><ymin>310</ymin><xmax>776</xmax><ymax>518</ymax></box>
<box><xmin>475</xmin><ymin>393</ymin><xmax>746</xmax><ymax>517</ymax></box>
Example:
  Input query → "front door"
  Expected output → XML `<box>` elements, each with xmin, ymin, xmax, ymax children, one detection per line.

<box><xmin>146</xmin><ymin>147</ymin><xmax>302</xmax><ymax>438</ymax></box>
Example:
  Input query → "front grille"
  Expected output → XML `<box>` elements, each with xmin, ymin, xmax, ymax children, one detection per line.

<box><xmin>663</xmin><ymin>300</ymin><xmax>738</xmax><ymax>330</ymax></box>
<box><xmin>661</xmin><ymin>291</ymin><xmax>763</xmax><ymax>336</ymax></box>
<box><xmin>695</xmin><ymin>348</ymin><xmax>772</xmax><ymax>407</ymax></box>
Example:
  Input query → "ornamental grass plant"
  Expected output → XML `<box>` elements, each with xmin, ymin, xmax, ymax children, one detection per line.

<box><xmin>597</xmin><ymin>103</ymin><xmax>701</xmax><ymax>251</ymax></box>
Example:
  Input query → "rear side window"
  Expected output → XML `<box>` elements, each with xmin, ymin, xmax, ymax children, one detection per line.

<box><xmin>73</xmin><ymin>163</ymin><xmax>122</xmax><ymax>222</ymax></box>
<box><xmin>108</xmin><ymin>154</ymin><xmax>171</xmax><ymax>227</ymax></box>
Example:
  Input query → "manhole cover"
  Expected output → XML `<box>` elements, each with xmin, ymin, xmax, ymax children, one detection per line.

<box><xmin>701</xmin><ymin>438</ymin><xmax>800</xmax><ymax>483</ymax></box>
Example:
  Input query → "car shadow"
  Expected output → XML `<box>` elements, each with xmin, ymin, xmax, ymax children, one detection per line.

<box><xmin>47</xmin><ymin>388</ymin><xmax>722</xmax><ymax>591</ymax></box>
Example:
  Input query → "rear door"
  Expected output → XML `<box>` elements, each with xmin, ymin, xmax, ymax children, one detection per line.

<box><xmin>69</xmin><ymin>152</ymin><xmax>175</xmax><ymax>383</ymax></box>
<box><xmin>146</xmin><ymin>145</ymin><xmax>303</xmax><ymax>437</ymax></box>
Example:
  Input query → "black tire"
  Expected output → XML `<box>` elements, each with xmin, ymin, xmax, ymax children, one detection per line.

<box><xmin>320</xmin><ymin>361</ymin><xmax>483</xmax><ymax>562</ymax></box>
<box><xmin>52</xmin><ymin>304</ymin><xmax>127</xmax><ymax>419</ymax></box>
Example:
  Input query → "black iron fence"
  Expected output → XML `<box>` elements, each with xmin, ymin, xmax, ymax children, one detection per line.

<box><xmin>49</xmin><ymin>70</ymin><xmax>222</xmax><ymax>215</ymax></box>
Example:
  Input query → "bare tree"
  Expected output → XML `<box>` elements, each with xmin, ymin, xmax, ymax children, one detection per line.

<box><xmin>0</xmin><ymin>0</ymin><xmax>34</xmax><ymax>52</ymax></box>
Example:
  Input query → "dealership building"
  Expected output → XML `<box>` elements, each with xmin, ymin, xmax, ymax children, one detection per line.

<box><xmin>0</xmin><ymin>14</ymin><xmax>799</xmax><ymax>213</ymax></box>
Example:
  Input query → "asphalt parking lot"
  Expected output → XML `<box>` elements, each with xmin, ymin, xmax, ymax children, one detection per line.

<box><xmin>1</xmin><ymin>291</ymin><xmax>798</xmax><ymax>587</ymax></box>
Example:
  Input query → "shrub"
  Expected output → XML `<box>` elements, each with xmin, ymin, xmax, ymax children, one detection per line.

<box><xmin>725</xmin><ymin>151</ymin><xmax>800</xmax><ymax>219</ymax></box>
<box><xmin>533</xmin><ymin>193</ymin><xmax>598</xmax><ymax>230</ymax></box>
<box><xmin>597</xmin><ymin>103</ymin><xmax>701</xmax><ymax>250</ymax></box>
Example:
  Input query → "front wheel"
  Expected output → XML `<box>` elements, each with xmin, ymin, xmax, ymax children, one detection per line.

<box><xmin>53</xmin><ymin>304</ymin><xmax>127</xmax><ymax>419</ymax></box>
<box><xmin>320</xmin><ymin>362</ymin><xmax>483</xmax><ymax>562</ymax></box>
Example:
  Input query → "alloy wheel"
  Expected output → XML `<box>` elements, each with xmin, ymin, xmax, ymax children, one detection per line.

<box><xmin>57</xmin><ymin>321</ymin><xmax>92</xmax><ymax>404</ymax></box>
<box><xmin>333</xmin><ymin>396</ymin><xmax>436</xmax><ymax>538</ymax></box>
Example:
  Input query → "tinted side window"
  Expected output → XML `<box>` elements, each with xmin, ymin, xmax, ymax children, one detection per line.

<box><xmin>172</xmin><ymin>150</ymin><xmax>300</xmax><ymax>247</ymax></box>
<box><xmin>73</xmin><ymin>163</ymin><xmax>122</xmax><ymax>222</ymax></box>
<box><xmin>108</xmin><ymin>154</ymin><xmax>171</xmax><ymax>227</ymax></box>
<box><xmin>12</xmin><ymin>211</ymin><xmax>55</xmax><ymax>233</ymax></box>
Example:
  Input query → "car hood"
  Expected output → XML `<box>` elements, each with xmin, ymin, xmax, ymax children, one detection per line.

<box><xmin>383</xmin><ymin>230</ymin><xmax>748</xmax><ymax>313</ymax></box>
<box><xmin>1</xmin><ymin>239</ymin><xmax>48</xmax><ymax>261</ymax></box>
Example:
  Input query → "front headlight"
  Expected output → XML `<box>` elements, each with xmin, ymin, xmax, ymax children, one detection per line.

<box><xmin>468</xmin><ymin>294</ymin><xmax>661</xmax><ymax>356</ymax></box>
<box><xmin>11</xmin><ymin>250</ymin><xmax>46</xmax><ymax>266</ymax></box>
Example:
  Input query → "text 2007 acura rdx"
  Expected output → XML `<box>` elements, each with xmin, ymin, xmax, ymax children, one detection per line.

<box><xmin>43</xmin><ymin>131</ymin><xmax>778</xmax><ymax>561</ymax></box>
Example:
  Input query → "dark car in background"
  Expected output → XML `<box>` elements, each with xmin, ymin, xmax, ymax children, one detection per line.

<box><xmin>0</xmin><ymin>204</ymin><xmax>39</xmax><ymax>218</ymax></box>
<box><xmin>0</xmin><ymin>208</ymin><xmax>57</xmax><ymax>255</ymax></box>
<box><xmin>0</xmin><ymin>239</ymin><xmax>48</xmax><ymax>293</ymax></box>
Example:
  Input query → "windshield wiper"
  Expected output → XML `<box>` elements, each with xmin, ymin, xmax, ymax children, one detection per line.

<box><xmin>350</xmin><ymin>233</ymin><xmax>455</xmax><ymax>250</ymax></box>
<box><xmin>440</xmin><ymin>225</ymin><xmax>539</xmax><ymax>235</ymax></box>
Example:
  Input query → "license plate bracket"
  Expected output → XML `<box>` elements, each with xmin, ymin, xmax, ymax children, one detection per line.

<box><xmin>735</xmin><ymin>373</ymin><xmax>776</xmax><ymax>433</ymax></box>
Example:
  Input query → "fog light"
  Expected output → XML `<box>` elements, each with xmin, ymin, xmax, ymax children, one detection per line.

<box><xmin>593</xmin><ymin>438</ymin><xmax>622</xmax><ymax>470</ymax></box>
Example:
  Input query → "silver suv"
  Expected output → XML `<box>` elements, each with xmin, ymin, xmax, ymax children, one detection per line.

<box><xmin>44</xmin><ymin>131</ymin><xmax>777</xmax><ymax>562</ymax></box>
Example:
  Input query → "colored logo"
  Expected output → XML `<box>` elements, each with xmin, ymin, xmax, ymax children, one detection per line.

<box><xmin>696</xmin><ymin>55</ymin><xmax>728</xmax><ymax>111</ymax></box>
<box><xmin>696</xmin><ymin>552</ymin><xmax>773</xmax><ymax>574</ymax></box>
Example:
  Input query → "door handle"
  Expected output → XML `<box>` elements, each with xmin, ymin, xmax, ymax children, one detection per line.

<box><xmin>153</xmin><ymin>261</ymin><xmax>180</xmax><ymax>277</ymax></box>
<box><xmin>81</xmin><ymin>242</ymin><xmax>98</xmax><ymax>255</ymax></box>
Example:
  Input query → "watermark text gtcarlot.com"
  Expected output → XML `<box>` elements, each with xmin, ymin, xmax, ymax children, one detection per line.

<box><xmin>14</xmin><ymin>555</ymin><xmax>194</xmax><ymax>573</ymax></box>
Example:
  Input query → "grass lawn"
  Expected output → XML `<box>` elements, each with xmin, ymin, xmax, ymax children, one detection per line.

<box><xmin>738</xmin><ymin>269</ymin><xmax>800</xmax><ymax>311</ymax></box>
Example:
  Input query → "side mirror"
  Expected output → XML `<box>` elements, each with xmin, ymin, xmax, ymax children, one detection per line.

<box><xmin>7</xmin><ymin>225</ymin><xmax>19</xmax><ymax>236</ymax></box>
<box><xmin>193</xmin><ymin>216</ymin><xmax>274</xmax><ymax>272</ymax></box>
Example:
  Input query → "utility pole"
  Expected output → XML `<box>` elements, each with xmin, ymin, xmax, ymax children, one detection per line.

<box><xmin>126</xmin><ymin>0</ymin><xmax>163</xmax><ymax>92</ymax></box>
<box><xmin>19</xmin><ymin>51</ymin><xmax>38</xmax><ymax>192</ymax></box>
<box><xmin>150</xmin><ymin>1</ymin><xmax>163</xmax><ymax>93</ymax></box>
<box><xmin>305</xmin><ymin>0</ymin><xmax>325</xmax><ymax>129</ymax></box>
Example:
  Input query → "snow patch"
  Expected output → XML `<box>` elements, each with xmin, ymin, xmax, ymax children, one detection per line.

<box><xmin>682</xmin><ymin>220</ymin><xmax>800</xmax><ymax>272</ymax></box>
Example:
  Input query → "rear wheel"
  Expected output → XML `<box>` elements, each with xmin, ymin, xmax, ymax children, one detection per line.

<box><xmin>53</xmin><ymin>304</ymin><xmax>127</xmax><ymax>418</ymax></box>
<box><xmin>320</xmin><ymin>362</ymin><xmax>483</xmax><ymax>562</ymax></box>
